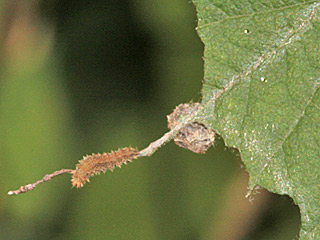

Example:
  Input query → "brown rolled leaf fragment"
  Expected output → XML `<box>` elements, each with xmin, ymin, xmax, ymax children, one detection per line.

<box><xmin>168</xmin><ymin>103</ymin><xmax>215</xmax><ymax>154</ymax></box>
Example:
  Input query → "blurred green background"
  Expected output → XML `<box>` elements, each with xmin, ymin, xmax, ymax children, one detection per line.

<box><xmin>0</xmin><ymin>0</ymin><xmax>301</xmax><ymax>239</ymax></box>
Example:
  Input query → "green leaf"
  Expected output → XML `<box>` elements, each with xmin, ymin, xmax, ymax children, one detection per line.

<box><xmin>193</xmin><ymin>0</ymin><xmax>320</xmax><ymax>238</ymax></box>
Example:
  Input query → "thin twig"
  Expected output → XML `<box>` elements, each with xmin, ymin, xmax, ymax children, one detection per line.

<box><xmin>8</xmin><ymin>169</ymin><xmax>73</xmax><ymax>195</ymax></box>
<box><xmin>138</xmin><ymin>128</ymin><xmax>181</xmax><ymax>157</ymax></box>
<box><xmin>138</xmin><ymin>108</ymin><xmax>201</xmax><ymax>157</ymax></box>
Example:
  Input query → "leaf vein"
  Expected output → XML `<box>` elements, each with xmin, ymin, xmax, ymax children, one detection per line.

<box><xmin>257</xmin><ymin>85</ymin><xmax>320</xmax><ymax>188</ymax></box>
<box><xmin>198</xmin><ymin>1</ymin><xmax>318</xmax><ymax>30</ymax></box>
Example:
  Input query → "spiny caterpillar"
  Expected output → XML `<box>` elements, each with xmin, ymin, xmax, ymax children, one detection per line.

<box><xmin>71</xmin><ymin>147</ymin><xmax>140</xmax><ymax>188</ymax></box>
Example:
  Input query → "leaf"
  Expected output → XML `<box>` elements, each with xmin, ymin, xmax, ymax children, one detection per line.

<box><xmin>192</xmin><ymin>0</ymin><xmax>320</xmax><ymax>238</ymax></box>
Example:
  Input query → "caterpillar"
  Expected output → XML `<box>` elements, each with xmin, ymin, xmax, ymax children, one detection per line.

<box><xmin>71</xmin><ymin>147</ymin><xmax>140</xmax><ymax>188</ymax></box>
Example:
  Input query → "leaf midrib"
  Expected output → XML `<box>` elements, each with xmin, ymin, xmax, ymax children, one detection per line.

<box><xmin>202</xmin><ymin>2</ymin><xmax>319</xmax><ymax>109</ymax></box>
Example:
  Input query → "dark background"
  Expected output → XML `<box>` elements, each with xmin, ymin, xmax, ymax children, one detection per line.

<box><xmin>0</xmin><ymin>0</ymin><xmax>300</xmax><ymax>239</ymax></box>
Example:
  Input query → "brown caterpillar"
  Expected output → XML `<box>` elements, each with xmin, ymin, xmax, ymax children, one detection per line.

<box><xmin>71</xmin><ymin>147</ymin><xmax>140</xmax><ymax>188</ymax></box>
